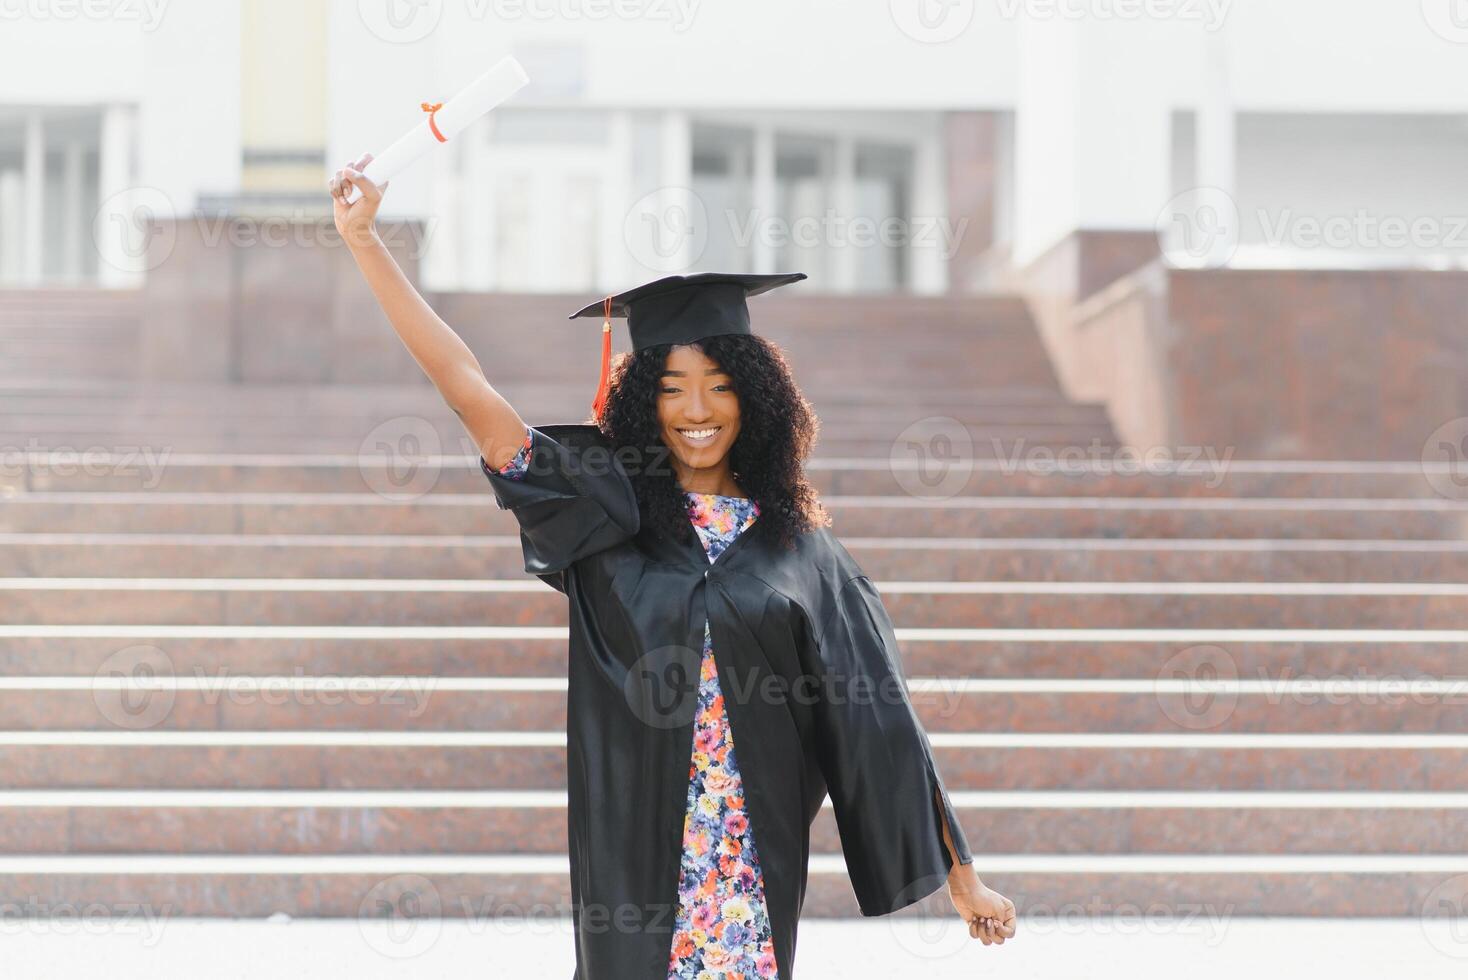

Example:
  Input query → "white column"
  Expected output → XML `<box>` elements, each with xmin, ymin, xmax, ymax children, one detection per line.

<box><xmin>96</xmin><ymin>103</ymin><xmax>138</xmax><ymax>287</ymax></box>
<box><xmin>1196</xmin><ymin>32</ymin><xmax>1235</xmax><ymax>201</ymax></box>
<box><xmin>831</xmin><ymin>135</ymin><xmax>857</xmax><ymax>292</ymax></box>
<box><xmin>61</xmin><ymin>140</ymin><xmax>86</xmax><ymax>281</ymax></box>
<box><xmin>598</xmin><ymin>110</ymin><xmax>633</xmax><ymax>291</ymax></box>
<box><xmin>0</xmin><ymin>171</ymin><xmax>22</xmax><ymax>283</ymax></box>
<box><xmin>22</xmin><ymin>110</ymin><xmax>45</xmax><ymax>283</ymax></box>
<box><xmin>465</xmin><ymin>116</ymin><xmax>496</xmax><ymax>291</ymax></box>
<box><xmin>1012</xmin><ymin>16</ymin><xmax>1172</xmax><ymax>266</ymax></box>
<box><xmin>658</xmin><ymin>110</ymin><xmax>693</xmax><ymax>273</ymax></box>
<box><xmin>751</xmin><ymin>125</ymin><xmax>776</xmax><ymax>275</ymax></box>
<box><xmin>910</xmin><ymin>118</ymin><xmax>947</xmax><ymax>295</ymax></box>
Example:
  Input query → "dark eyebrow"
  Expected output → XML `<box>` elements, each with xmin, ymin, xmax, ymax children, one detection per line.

<box><xmin>660</xmin><ymin>368</ymin><xmax>729</xmax><ymax>377</ymax></box>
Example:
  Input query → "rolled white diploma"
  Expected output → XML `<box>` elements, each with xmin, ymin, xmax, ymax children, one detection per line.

<box><xmin>345</xmin><ymin>55</ymin><xmax>530</xmax><ymax>204</ymax></box>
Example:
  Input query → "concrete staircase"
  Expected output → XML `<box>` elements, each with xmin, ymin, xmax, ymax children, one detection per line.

<box><xmin>0</xmin><ymin>289</ymin><xmax>143</xmax><ymax>382</ymax></box>
<box><xmin>2</xmin><ymin>291</ymin><xmax>1465</xmax><ymax>920</ymax></box>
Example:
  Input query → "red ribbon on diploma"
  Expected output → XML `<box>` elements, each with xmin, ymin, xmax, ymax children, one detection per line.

<box><xmin>421</xmin><ymin>101</ymin><xmax>447</xmax><ymax>142</ymax></box>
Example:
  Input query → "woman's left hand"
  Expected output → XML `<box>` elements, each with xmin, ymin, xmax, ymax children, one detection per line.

<box><xmin>947</xmin><ymin>867</ymin><xmax>1017</xmax><ymax>945</ymax></box>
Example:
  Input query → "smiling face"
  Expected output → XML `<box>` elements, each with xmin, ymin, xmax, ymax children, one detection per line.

<box><xmin>656</xmin><ymin>343</ymin><xmax>743</xmax><ymax>494</ymax></box>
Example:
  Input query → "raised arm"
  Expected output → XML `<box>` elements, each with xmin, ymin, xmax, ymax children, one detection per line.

<box><xmin>330</xmin><ymin>152</ymin><xmax>528</xmax><ymax>470</ymax></box>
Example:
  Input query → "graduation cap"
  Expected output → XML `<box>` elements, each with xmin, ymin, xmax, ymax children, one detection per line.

<box><xmin>570</xmin><ymin>272</ymin><xmax>808</xmax><ymax>423</ymax></box>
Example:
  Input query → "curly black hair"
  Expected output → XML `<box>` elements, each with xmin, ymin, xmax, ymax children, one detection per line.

<box><xmin>593</xmin><ymin>333</ymin><xmax>830</xmax><ymax>552</ymax></box>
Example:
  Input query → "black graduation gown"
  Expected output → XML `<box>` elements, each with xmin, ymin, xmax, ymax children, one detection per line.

<box><xmin>479</xmin><ymin>423</ymin><xmax>974</xmax><ymax>980</ymax></box>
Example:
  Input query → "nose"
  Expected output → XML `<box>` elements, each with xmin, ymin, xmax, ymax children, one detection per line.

<box><xmin>683</xmin><ymin>388</ymin><xmax>714</xmax><ymax>423</ymax></box>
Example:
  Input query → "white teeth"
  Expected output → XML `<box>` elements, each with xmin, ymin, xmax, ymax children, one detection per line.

<box><xmin>678</xmin><ymin>427</ymin><xmax>720</xmax><ymax>440</ymax></box>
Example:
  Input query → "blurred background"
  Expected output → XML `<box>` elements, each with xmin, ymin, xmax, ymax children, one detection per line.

<box><xmin>3</xmin><ymin>1</ymin><xmax>1468</xmax><ymax>977</ymax></box>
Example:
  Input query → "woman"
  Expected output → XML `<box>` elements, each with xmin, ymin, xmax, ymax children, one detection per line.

<box><xmin>330</xmin><ymin>153</ymin><xmax>1016</xmax><ymax>979</ymax></box>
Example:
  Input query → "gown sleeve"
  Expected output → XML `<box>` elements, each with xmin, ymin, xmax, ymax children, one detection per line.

<box><xmin>810</xmin><ymin>573</ymin><xmax>974</xmax><ymax>916</ymax></box>
<box><xmin>478</xmin><ymin>423</ymin><xmax>641</xmax><ymax>593</ymax></box>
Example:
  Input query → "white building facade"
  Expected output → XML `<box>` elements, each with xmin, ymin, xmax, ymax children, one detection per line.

<box><xmin>2</xmin><ymin>0</ymin><xmax>1468</xmax><ymax>291</ymax></box>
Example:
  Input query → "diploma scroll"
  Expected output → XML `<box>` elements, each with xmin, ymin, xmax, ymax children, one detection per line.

<box><xmin>344</xmin><ymin>56</ymin><xmax>530</xmax><ymax>204</ymax></box>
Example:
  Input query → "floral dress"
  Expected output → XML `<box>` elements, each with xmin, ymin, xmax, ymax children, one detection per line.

<box><xmin>493</xmin><ymin>427</ymin><xmax>780</xmax><ymax>980</ymax></box>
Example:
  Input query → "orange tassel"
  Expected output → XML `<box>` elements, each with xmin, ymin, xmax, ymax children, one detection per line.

<box><xmin>590</xmin><ymin>296</ymin><xmax>613</xmax><ymax>424</ymax></box>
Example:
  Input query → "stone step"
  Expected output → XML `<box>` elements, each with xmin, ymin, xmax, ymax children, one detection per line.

<box><xmin>1</xmin><ymin>431</ymin><xmax>1117</xmax><ymax>461</ymax></box>
<box><xmin>3</xmin><ymin>630</ymin><xmax>1461</xmax><ymax>679</ymax></box>
<box><xmin>0</xmin><ymin>684</ymin><xmax>1462</xmax><ymax>733</ymax></box>
<box><xmin>2</xmin><ymin>792</ymin><xmax>1462</xmax><ymax>855</ymax></box>
<box><xmin>5</xmin><ymin>494</ymin><xmax>1464</xmax><ymax>538</ymax></box>
<box><xmin>1</xmin><ymin>856</ymin><xmax>1464</xmax><ymax>916</ymax></box>
<box><xmin>4</xmin><ymin>434</ymin><xmax>1116</xmax><ymax>458</ymax></box>
<box><xmin>4</xmin><ymin>737</ymin><xmax>1465</xmax><ymax>791</ymax></box>
<box><xmin>9</xmin><ymin>457</ymin><xmax>1455</xmax><ymax>500</ymax></box>
<box><xmin>0</xmin><ymin>378</ymin><xmax>1076</xmax><ymax>406</ymax></box>
<box><xmin>3</xmin><ymin>534</ymin><xmax>1465</xmax><ymax>582</ymax></box>
<box><xmin>0</xmin><ymin>396</ymin><xmax>1112</xmax><ymax>428</ymax></box>
<box><xmin>4</xmin><ymin>580</ymin><xmax>1466</xmax><ymax>629</ymax></box>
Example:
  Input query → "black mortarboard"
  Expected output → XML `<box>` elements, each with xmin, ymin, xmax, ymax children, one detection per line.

<box><xmin>571</xmin><ymin>272</ymin><xmax>807</xmax><ymax>422</ymax></box>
